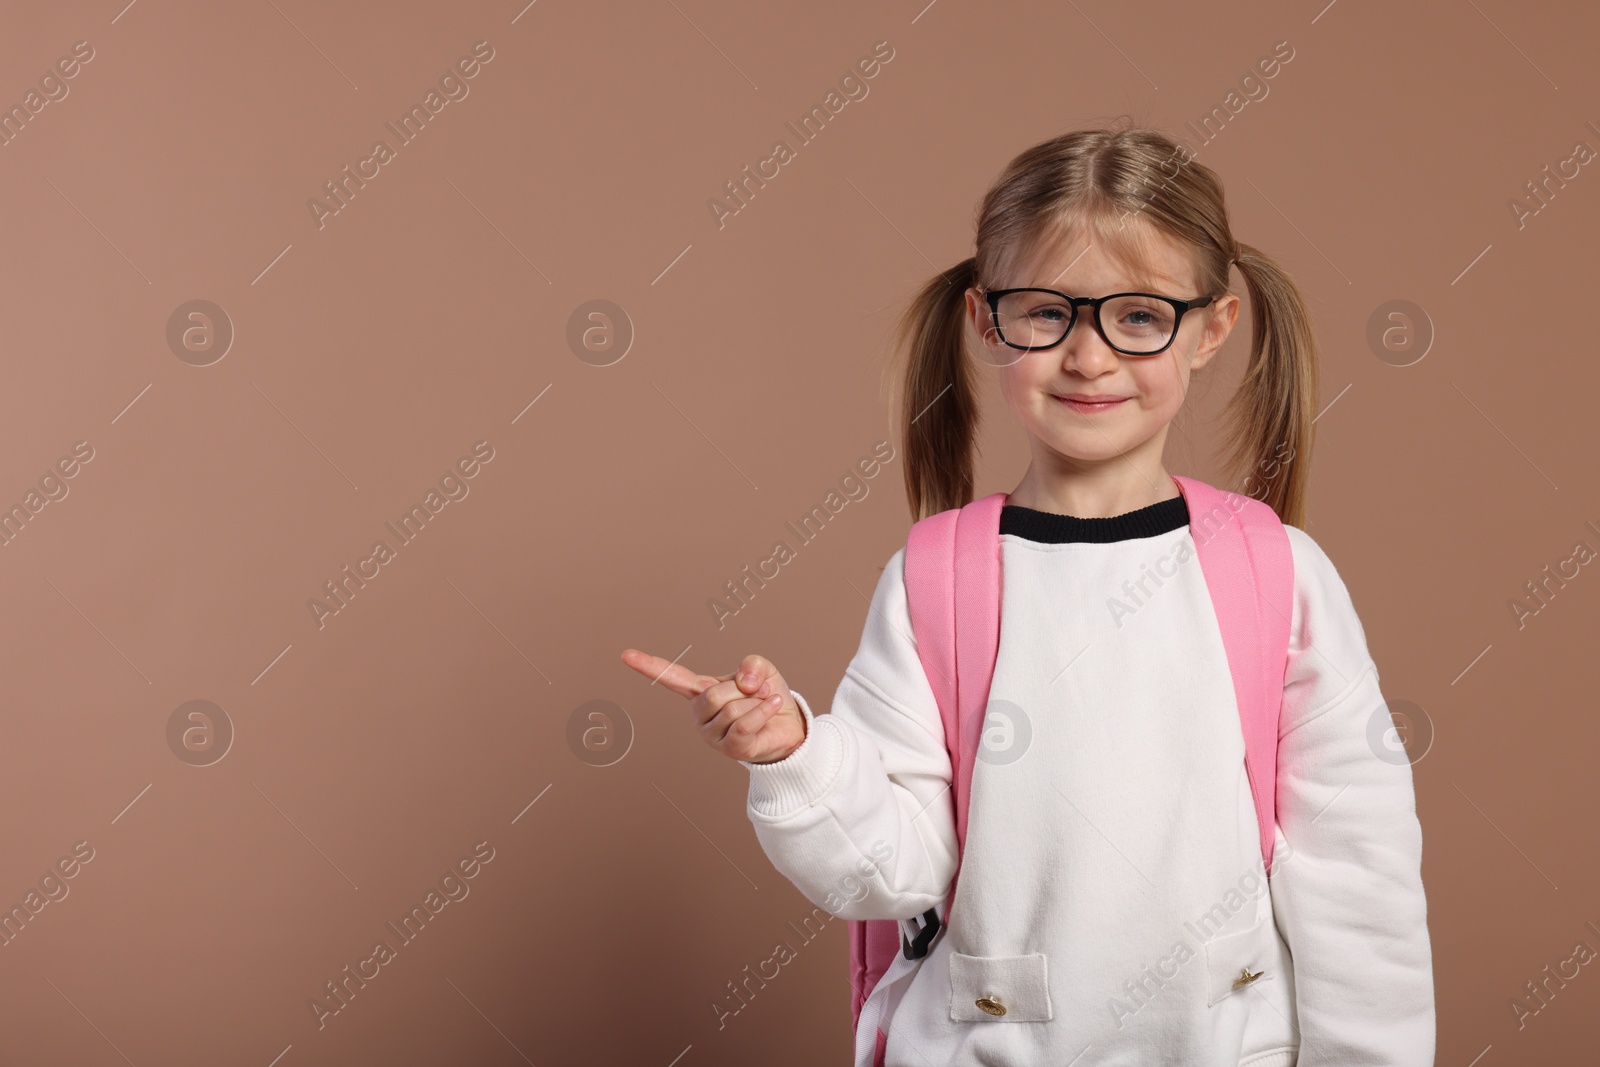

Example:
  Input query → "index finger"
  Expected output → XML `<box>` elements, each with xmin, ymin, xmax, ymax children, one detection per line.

<box><xmin>619</xmin><ymin>648</ymin><xmax>721</xmax><ymax>699</ymax></box>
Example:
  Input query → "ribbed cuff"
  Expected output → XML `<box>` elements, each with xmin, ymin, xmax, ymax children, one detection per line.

<box><xmin>741</xmin><ymin>689</ymin><xmax>845</xmax><ymax>817</ymax></box>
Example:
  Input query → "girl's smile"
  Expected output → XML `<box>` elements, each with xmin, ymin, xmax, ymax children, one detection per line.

<box><xmin>1053</xmin><ymin>391</ymin><xmax>1131</xmax><ymax>413</ymax></box>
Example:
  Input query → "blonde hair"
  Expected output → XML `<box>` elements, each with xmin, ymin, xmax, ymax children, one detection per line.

<box><xmin>890</xmin><ymin>119</ymin><xmax>1318</xmax><ymax>527</ymax></box>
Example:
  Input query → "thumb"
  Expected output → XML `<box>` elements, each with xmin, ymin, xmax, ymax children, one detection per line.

<box><xmin>734</xmin><ymin>653</ymin><xmax>781</xmax><ymax>696</ymax></box>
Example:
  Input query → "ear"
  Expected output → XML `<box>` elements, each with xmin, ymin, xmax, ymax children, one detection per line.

<box><xmin>1189</xmin><ymin>292</ymin><xmax>1240</xmax><ymax>373</ymax></box>
<box><xmin>965</xmin><ymin>287</ymin><xmax>1004</xmax><ymax>354</ymax></box>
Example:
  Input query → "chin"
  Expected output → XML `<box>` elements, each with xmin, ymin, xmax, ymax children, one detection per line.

<box><xmin>1037</xmin><ymin>429</ymin><xmax>1126</xmax><ymax>460</ymax></box>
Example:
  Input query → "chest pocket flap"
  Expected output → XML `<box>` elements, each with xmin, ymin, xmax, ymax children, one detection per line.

<box><xmin>948</xmin><ymin>951</ymin><xmax>1053</xmax><ymax>1022</ymax></box>
<box><xmin>1204</xmin><ymin>913</ymin><xmax>1279</xmax><ymax>1007</ymax></box>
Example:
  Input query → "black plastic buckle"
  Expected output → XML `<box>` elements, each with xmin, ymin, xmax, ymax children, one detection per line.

<box><xmin>900</xmin><ymin>907</ymin><xmax>941</xmax><ymax>960</ymax></box>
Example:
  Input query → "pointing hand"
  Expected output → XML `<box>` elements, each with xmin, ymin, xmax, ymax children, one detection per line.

<box><xmin>619</xmin><ymin>648</ymin><xmax>806</xmax><ymax>764</ymax></box>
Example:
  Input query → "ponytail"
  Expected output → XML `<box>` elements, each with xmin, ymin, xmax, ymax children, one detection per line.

<box><xmin>896</xmin><ymin>257</ymin><xmax>981</xmax><ymax>522</ymax></box>
<box><xmin>1218</xmin><ymin>242</ymin><xmax>1318</xmax><ymax>529</ymax></box>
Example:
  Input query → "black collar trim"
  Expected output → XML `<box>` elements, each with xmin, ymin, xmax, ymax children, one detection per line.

<box><xmin>999</xmin><ymin>494</ymin><xmax>1189</xmax><ymax>544</ymax></box>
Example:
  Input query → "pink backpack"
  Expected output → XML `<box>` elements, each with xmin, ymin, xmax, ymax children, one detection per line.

<box><xmin>847</xmin><ymin>475</ymin><xmax>1295</xmax><ymax>1067</ymax></box>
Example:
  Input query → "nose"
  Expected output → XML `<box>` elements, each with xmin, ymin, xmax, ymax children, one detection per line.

<box><xmin>1057</xmin><ymin>311</ymin><xmax>1121</xmax><ymax>376</ymax></box>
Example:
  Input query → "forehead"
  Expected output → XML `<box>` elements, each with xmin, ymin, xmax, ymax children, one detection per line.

<box><xmin>1011</xmin><ymin>220</ymin><xmax>1195</xmax><ymax>293</ymax></box>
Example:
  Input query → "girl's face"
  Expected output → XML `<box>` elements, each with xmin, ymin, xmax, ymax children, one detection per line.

<box><xmin>964</xmin><ymin>231</ymin><xmax>1238</xmax><ymax>478</ymax></box>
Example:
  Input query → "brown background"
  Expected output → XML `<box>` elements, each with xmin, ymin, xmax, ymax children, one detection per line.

<box><xmin>0</xmin><ymin>0</ymin><xmax>1594</xmax><ymax>1063</ymax></box>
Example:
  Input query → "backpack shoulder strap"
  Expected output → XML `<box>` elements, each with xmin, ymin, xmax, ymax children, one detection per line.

<box><xmin>847</xmin><ymin>493</ymin><xmax>1005</xmax><ymax>1044</ymax></box>
<box><xmin>904</xmin><ymin>490</ymin><xmax>1007</xmax><ymax>856</ymax></box>
<box><xmin>1171</xmin><ymin>475</ymin><xmax>1295</xmax><ymax>876</ymax></box>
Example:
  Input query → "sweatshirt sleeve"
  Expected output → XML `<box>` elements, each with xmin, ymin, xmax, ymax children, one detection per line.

<box><xmin>1267</xmin><ymin>526</ymin><xmax>1436</xmax><ymax>1066</ymax></box>
<box><xmin>736</xmin><ymin>545</ymin><xmax>960</xmax><ymax>922</ymax></box>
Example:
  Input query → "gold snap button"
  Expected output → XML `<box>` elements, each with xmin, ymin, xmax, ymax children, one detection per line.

<box><xmin>974</xmin><ymin>995</ymin><xmax>1006</xmax><ymax>1016</ymax></box>
<box><xmin>1232</xmin><ymin>966</ymin><xmax>1263</xmax><ymax>989</ymax></box>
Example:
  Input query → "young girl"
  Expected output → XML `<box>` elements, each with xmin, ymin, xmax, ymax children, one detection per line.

<box><xmin>621</xmin><ymin>121</ymin><xmax>1434</xmax><ymax>1067</ymax></box>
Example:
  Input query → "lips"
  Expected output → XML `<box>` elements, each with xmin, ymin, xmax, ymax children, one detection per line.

<box><xmin>1053</xmin><ymin>393</ymin><xmax>1129</xmax><ymax>412</ymax></box>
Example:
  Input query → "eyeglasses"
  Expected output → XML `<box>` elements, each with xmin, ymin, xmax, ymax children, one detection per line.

<box><xmin>982</xmin><ymin>287</ymin><xmax>1217</xmax><ymax>357</ymax></box>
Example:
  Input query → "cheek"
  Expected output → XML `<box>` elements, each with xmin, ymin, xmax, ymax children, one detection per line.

<box><xmin>1129</xmin><ymin>360</ymin><xmax>1187</xmax><ymax>411</ymax></box>
<box><xmin>995</xmin><ymin>363</ymin><xmax>1021</xmax><ymax>403</ymax></box>
<box><xmin>996</xmin><ymin>361</ymin><xmax>1043</xmax><ymax>412</ymax></box>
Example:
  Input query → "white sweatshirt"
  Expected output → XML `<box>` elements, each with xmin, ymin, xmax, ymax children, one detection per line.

<box><xmin>739</xmin><ymin>497</ymin><xmax>1435</xmax><ymax>1067</ymax></box>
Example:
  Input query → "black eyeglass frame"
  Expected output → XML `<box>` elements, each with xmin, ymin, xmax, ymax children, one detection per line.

<box><xmin>981</xmin><ymin>287</ymin><xmax>1218</xmax><ymax>357</ymax></box>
